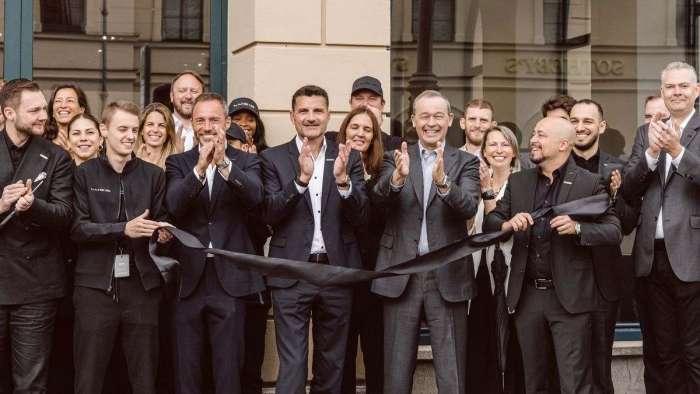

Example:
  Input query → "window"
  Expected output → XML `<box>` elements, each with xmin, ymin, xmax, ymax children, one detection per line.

<box><xmin>543</xmin><ymin>0</ymin><xmax>564</xmax><ymax>44</ymax></box>
<box><xmin>163</xmin><ymin>0</ymin><xmax>204</xmax><ymax>41</ymax></box>
<box><xmin>411</xmin><ymin>0</ymin><xmax>454</xmax><ymax>42</ymax></box>
<box><xmin>40</xmin><ymin>0</ymin><xmax>84</xmax><ymax>33</ymax></box>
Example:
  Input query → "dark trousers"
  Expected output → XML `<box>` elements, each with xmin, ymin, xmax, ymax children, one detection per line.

<box><xmin>73</xmin><ymin>275</ymin><xmax>162</xmax><ymax>394</ymax></box>
<box><xmin>271</xmin><ymin>281</ymin><xmax>352</xmax><ymax>394</ymax></box>
<box><xmin>240</xmin><ymin>292</ymin><xmax>270</xmax><ymax>394</ymax></box>
<box><xmin>514</xmin><ymin>283</ymin><xmax>592</xmax><ymax>394</ymax></box>
<box><xmin>383</xmin><ymin>272</ymin><xmax>468</xmax><ymax>394</ymax></box>
<box><xmin>467</xmin><ymin>260</ymin><xmax>525</xmax><ymax>394</ymax></box>
<box><xmin>175</xmin><ymin>260</ymin><xmax>246</xmax><ymax>394</ymax></box>
<box><xmin>634</xmin><ymin>276</ymin><xmax>665</xmax><ymax>394</ymax></box>
<box><xmin>0</xmin><ymin>300</ymin><xmax>57</xmax><ymax>394</ymax></box>
<box><xmin>590</xmin><ymin>298</ymin><xmax>618</xmax><ymax>394</ymax></box>
<box><xmin>644</xmin><ymin>241</ymin><xmax>700</xmax><ymax>394</ymax></box>
<box><xmin>341</xmin><ymin>283</ymin><xmax>383</xmax><ymax>394</ymax></box>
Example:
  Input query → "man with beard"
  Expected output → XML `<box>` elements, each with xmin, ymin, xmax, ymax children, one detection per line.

<box><xmin>643</xmin><ymin>95</ymin><xmax>670</xmax><ymax>124</ymax></box>
<box><xmin>569</xmin><ymin>99</ymin><xmax>638</xmax><ymax>394</ymax></box>
<box><xmin>261</xmin><ymin>85</ymin><xmax>367</xmax><ymax>394</ymax></box>
<box><xmin>459</xmin><ymin>98</ymin><xmax>497</xmax><ymax>157</ymax></box>
<box><xmin>372</xmin><ymin>90</ymin><xmax>480</xmax><ymax>393</ymax></box>
<box><xmin>484</xmin><ymin>117</ymin><xmax>621</xmax><ymax>394</ymax></box>
<box><xmin>0</xmin><ymin>80</ymin><xmax>73</xmax><ymax>392</ymax></box>
<box><xmin>166</xmin><ymin>93</ymin><xmax>265</xmax><ymax>394</ymax></box>
<box><xmin>623</xmin><ymin>61</ymin><xmax>700</xmax><ymax>392</ymax></box>
<box><xmin>170</xmin><ymin>71</ymin><xmax>205</xmax><ymax>151</ymax></box>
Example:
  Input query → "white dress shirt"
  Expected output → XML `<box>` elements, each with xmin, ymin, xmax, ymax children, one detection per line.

<box><xmin>174</xmin><ymin>113</ymin><xmax>196</xmax><ymax>151</ymax></box>
<box><xmin>193</xmin><ymin>145</ymin><xmax>232</xmax><ymax>253</ymax></box>
<box><xmin>645</xmin><ymin>109</ymin><xmax>693</xmax><ymax>239</ymax></box>
<box><xmin>293</xmin><ymin>136</ymin><xmax>352</xmax><ymax>254</ymax></box>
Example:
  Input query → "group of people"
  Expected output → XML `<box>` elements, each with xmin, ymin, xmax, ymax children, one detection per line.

<box><xmin>0</xmin><ymin>59</ymin><xmax>697</xmax><ymax>394</ymax></box>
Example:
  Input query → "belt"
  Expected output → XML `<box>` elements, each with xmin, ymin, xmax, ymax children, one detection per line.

<box><xmin>654</xmin><ymin>239</ymin><xmax>666</xmax><ymax>251</ymax></box>
<box><xmin>308</xmin><ymin>253</ymin><xmax>329</xmax><ymax>264</ymax></box>
<box><xmin>528</xmin><ymin>278</ymin><xmax>555</xmax><ymax>290</ymax></box>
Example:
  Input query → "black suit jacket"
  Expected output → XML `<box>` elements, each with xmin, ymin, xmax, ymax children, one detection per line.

<box><xmin>165</xmin><ymin>146</ymin><xmax>265</xmax><ymax>298</ymax></box>
<box><xmin>623</xmin><ymin>113</ymin><xmax>700</xmax><ymax>281</ymax></box>
<box><xmin>586</xmin><ymin>151</ymin><xmax>639</xmax><ymax>302</ymax></box>
<box><xmin>484</xmin><ymin>157</ymin><xmax>622</xmax><ymax>314</ymax></box>
<box><xmin>260</xmin><ymin>136</ymin><xmax>368</xmax><ymax>288</ymax></box>
<box><xmin>0</xmin><ymin>132</ymin><xmax>74</xmax><ymax>304</ymax></box>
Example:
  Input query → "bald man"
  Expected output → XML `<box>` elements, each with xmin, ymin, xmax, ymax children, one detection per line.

<box><xmin>484</xmin><ymin>117</ymin><xmax>622</xmax><ymax>394</ymax></box>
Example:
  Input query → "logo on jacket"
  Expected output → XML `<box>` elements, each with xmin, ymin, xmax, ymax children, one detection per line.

<box><xmin>90</xmin><ymin>187</ymin><xmax>111</xmax><ymax>193</ymax></box>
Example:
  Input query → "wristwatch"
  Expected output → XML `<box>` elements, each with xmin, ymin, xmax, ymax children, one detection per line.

<box><xmin>575</xmin><ymin>222</ymin><xmax>582</xmax><ymax>236</ymax></box>
<box><xmin>435</xmin><ymin>175</ymin><xmax>450</xmax><ymax>189</ymax></box>
<box><xmin>481</xmin><ymin>189</ymin><xmax>497</xmax><ymax>200</ymax></box>
<box><xmin>216</xmin><ymin>157</ymin><xmax>231</xmax><ymax>171</ymax></box>
<box><xmin>336</xmin><ymin>176</ymin><xmax>350</xmax><ymax>189</ymax></box>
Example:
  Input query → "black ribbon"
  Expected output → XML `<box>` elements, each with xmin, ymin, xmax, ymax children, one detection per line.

<box><xmin>150</xmin><ymin>194</ymin><xmax>611</xmax><ymax>287</ymax></box>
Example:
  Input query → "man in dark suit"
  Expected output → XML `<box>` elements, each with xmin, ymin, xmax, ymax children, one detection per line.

<box><xmin>623</xmin><ymin>61</ymin><xmax>700</xmax><ymax>392</ymax></box>
<box><xmin>570</xmin><ymin>99</ymin><xmax>639</xmax><ymax>394</ymax></box>
<box><xmin>484</xmin><ymin>116</ymin><xmax>622</xmax><ymax>394</ymax></box>
<box><xmin>372</xmin><ymin>90</ymin><xmax>480</xmax><ymax>393</ymax></box>
<box><xmin>0</xmin><ymin>80</ymin><xmax>73</xmax><ymax>392</ymax></box>
<box><xmin>165</xmin><ymin>92</ymin><xmax>265</xmax><ymax>394</ymax></box>
<box><xmin>260</xmin><ymin>85</ymin><xmax>367</xmax><ymax>394</ymax></box>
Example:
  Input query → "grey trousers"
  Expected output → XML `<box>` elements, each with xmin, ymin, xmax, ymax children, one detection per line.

<box><xmin>382</xmin><ymin>271</ymin><xmax>468</xmax><ymax>394</ymax></box>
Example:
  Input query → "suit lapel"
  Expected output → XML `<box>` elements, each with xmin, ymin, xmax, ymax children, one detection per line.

<box><xmin>288</xmin><ymin>139</ymin><xmax>312</xmax><ymax>213</ymax></box>
<box><xmin>409</xmin><ymin>144</ymin><xmax>423</xmax><ymax>208</ymax></box>
<box><xmin>12</xmin><ymin>137</ymin><xmax>50</xmax><ymax>184</ymax></box>
<box><xmin>556</xmin><ymin>159</ymin><xmax>578</xmax><ymax>205</ymax></box>
<box><xmin>597</xmin><ymin>151</ymin><xmax>610</xmax><ymax>175</ymax></box>
<box><xmin>681</xmin><ymin>111</ymin><xmax>700</xmax><ymax>147</ymax></box>
<box><xmin>321</xmin><ymin>139</ymin><xmax>336</xmax><ymax>217</ymax></box>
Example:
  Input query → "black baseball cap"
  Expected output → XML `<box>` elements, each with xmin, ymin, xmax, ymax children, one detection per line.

<box><xmin>351</xmin><ymin>76</ymin><xmax>383</xmax><ymax>97</ymax></box>
<box><xmin>228</xmin><ymin>97</ymin><xmax>260</xmax><ymax>117</ymax></box>
<box><xmin>226</xmin><ymin>123</ymin><xmax>247</xmax><ymax>143</ymax></box>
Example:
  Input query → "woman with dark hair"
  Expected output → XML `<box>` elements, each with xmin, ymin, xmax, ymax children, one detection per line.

<box><xmin>337</xmin><ymin>106</ymin><xmax>386</xmax><ymax>394</ymax></box>
<box><xmin>228</xmin><ymin>97</ymin><xmax>268</xmax><ymax>153</ymax></box>
<box><xmin>46</xmin><ymin>84</ymin><xmax>90</xmax><ymax>150</ymax></box>
<box><xmin>136</xmin><ymin>103</ymin><xmax>183</xmax><ymax>169</ymax></box>
<box><xmin>67</xmin><ymin>113</ymin><xmax>103</xmax><ymax>165</ymax></box>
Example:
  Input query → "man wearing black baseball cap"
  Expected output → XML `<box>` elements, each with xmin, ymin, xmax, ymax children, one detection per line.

<box><xmin>328</xmin><ymin>76</ymin><xmax>402</xmax><ymax>153</ymax></box>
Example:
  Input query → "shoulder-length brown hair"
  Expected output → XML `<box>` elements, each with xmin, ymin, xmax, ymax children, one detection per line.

<box><xmin>338</xmin><ymin>107</ymin><xmax>384</xmax><ymax>178</ymax></box>
<box><xmin>480</xmin><ymin>125</ymin><xmax>521</xmax><ymax>173</ymax></box>
<box><xmin>136</xmin><ymin>102</ymin><xmax>182</xmax><ymax>168</ymax></box>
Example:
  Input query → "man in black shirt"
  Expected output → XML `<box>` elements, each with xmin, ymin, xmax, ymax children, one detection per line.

<box><xmin>570</xmin><ymin>99</ymin><xmax>639</xmax><ymax>394</ymax></box>
<box><xmin>484</xmin><ymin>116</ymin><xmax>622</xmax><ymax>394</ymax></box>
<box><xmin>0</xmin><ymin>80</ymin><xmax>74</xmax><ymax>393</ymax></box>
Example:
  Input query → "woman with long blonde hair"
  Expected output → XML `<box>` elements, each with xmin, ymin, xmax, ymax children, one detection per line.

<box><xmin>135</xmin><ymin>103</ymin><xmax>183</xmax><ymax>168</ymax></box>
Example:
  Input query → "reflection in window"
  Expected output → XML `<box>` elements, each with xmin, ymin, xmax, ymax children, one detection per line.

<box><xmin>412</xmin><ymin>0</ymin><xmax>454</xmax><ymax>42</ymax></box>
<box><xmin>163</xmin><ymin>0</ymin><xmax>204</xmax><ymax>41</ymax></box>
<box><xmin>40</xmin><ymin>0</ymin><xmax>85</xmax><ymax>33</ymax></box>
<box><xmin>543</xmin><ymin>0</ymin><xmax>563</xmax><ymax>44</ymax></box>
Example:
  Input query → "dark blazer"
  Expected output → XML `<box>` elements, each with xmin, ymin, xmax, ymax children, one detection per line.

<box><xmin>483</xmin><ymin>157</ymin><xmax>622</xmax><ymax>314</ymax></box>
<box><xmin>71</xmin><ymin>155</ymin><xmax>168</xmax><ymax>291</ymax></box>
<box><xmin>165</xmin><ymin>146</ymin><xmax>265</xmax><ymax>298</ymax></box>
<box><xmin>0</xmin><ymin>132</ymin><xmax>73</xmax><ymax>304</ymax></box>
<box><xmin>260</xmin><ymin>136</ymin><xmax>368</xmax><ymax>288</ymax></box>
<box><xmin>371</xmin><ymin>143</ymin><xmax>481</xmax><ymax>302</ymax></box>
<box><xmin>588</xmin><ymin>151</ymin><xmax>639</xmax><ymax>302</ymax></box>
<box><xmin>623</xmin><ymin>112</ymin><xmax>700</xmax><ymax>281</ymax></box>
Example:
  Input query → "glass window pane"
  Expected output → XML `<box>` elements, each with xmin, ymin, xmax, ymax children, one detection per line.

<box><xmin>33</xmin><ymin>1</ymin><xmax>209</xmax><ymax>122</ymax></box>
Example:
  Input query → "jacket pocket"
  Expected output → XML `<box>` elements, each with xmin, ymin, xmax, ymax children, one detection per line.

<box><xmin>270</xmin><ymin>237</ymin><xmax>286</xmax><ymax>247</ymax></box>
<box><xmin>379</xmin><ymin>233</ymin><xmax>394</xmax><ymax>249</ymax></box>
<box><xmin>690</xmin><ymin>216</ymin><xmax>700</xmax><ymax>229</ymax></box>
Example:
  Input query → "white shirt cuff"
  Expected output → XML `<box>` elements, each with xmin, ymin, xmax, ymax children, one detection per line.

<box><xmin>671</xmin><ymin>147</ymin><xmax>685</xmax><ymax>168</ymax></box>
<box><xmin>295</xmin><ymin>182</ymin><xmax>308</xmax><ymax>194</ymax></box>
<box><xmin>645</xmin><ymin>150</ymin><xmax>659</xmax><ymax>171</ymax></box>
<box><xmin>193</xmin><ymin>168</ymin><xmax>206</xmax><ymax>184</ymax></box>
<box><xmin>338</xmin><ymin>181</ymin><xmax>352</xmax><ymax>199</ymax></box>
